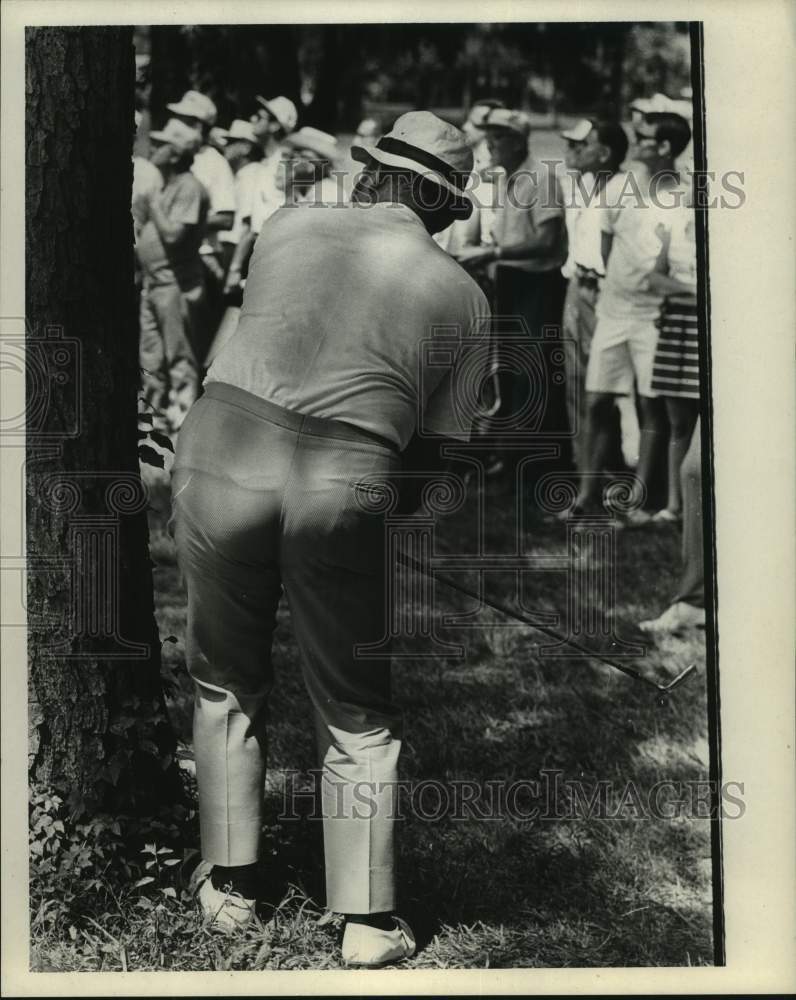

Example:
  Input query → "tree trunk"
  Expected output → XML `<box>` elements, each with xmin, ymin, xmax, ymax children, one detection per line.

<box><xmin>25</xmin><ymin>26</ymin><xmax>180</xmax><ymax>817</ymax></box>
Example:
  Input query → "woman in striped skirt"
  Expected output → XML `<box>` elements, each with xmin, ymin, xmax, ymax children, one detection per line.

<box><xmin>646</xmin><ymin>208</ymin><xmax>700</xmax><ymax>523</ymax></box>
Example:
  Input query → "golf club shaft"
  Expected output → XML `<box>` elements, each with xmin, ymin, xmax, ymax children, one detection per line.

<box><xmin>397</xmin><ymin>550</ymin><xmax>678</xmax><ymax>693</ymax></box>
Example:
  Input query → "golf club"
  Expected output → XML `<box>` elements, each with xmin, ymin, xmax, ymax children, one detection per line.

<box><xmin>397</xmin><ymin>550</ymin><xmax>697</xmax><ymax>697</ymax></box>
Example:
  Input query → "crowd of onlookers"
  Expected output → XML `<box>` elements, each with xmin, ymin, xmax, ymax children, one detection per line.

<box><xmin>133</xmin><ymin>86</ymin><xmax>704</xmax><ymax>638</ymax></box>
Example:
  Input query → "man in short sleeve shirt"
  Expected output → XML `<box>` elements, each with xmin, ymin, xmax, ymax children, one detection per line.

<box><xmin>173</xmin><ymin>113</ymin><xmax>490</xmax><ymax>966</ymax></box>
<box><xmin>166</xmin><ymin>90</ymin><xmax>237</xmax><ymax>356</ymax></box>
<box><xmin>457</xmin><ymin>108</ymin><xmax>569</xmax><ymax>474</ymax></box>
<box><xmin>173</xmin><ymin>112</ymin><xmax>489</xmax><ymax>966</ymax></box>
<box><xmin>136</xmin><ymin>118</ymin><xmax>209</xmax><ymax>434</ymax></box>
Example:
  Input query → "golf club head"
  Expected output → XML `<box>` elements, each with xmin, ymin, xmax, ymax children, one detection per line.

<box><xmin>658</xmin><ymin>662</ymin><xmax>698</xmax><ymax>694</ymax></box>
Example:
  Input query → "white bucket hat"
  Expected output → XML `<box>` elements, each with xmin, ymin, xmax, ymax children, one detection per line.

<box><xmin>167</xmin><ymin>90</ymin><xmax>217</xmax><ymax>126</ymax></box>
<box><xmin>216</xmin><ymin>119</ymin><xmax>259</xmax><ymax>145</ymax></box>
<box><xmin>284</xmin><ymin>126</ymin><xmax>339</xmax><ymax>163</ymax></box>
<box><xmin>149</xmin><ymin>118</ymin><xmax>203</xmax><ymax>156</ymax></box>
<box><xmin>350</xmin><ymin>111</ymin><xmax>474</xmax><ymax>217</ymax></box>
<box><xmin>255</xmin><ymin>95</ymin><xmax>298</xmax><ymax>134</ymax></box>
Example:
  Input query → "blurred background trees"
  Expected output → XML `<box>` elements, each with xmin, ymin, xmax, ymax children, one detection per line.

<box><xmin>134</xmin><ymin>21</ymin><xmax>692</xmax><ymax>136</ymax></box>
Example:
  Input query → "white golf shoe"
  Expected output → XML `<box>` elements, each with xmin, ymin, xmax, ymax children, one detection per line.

<box><xmin>639</xmin><ymin>601</ymin><xmax>706</xmax><ymax>635</ymax></box>
<box><xmin>197</xmin><ymin>875</ymin><xmax>255</xmax><ymax>932</ymax></box>
<box><xmin>342</xmin><ymin>916</ymin><xmax>416</xmax><ymax>967</ymax></box>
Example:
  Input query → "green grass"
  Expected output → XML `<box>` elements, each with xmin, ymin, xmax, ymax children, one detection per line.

<box><xmin>31</xmin><ymin>461</ymin><xmax>713</xmax><ymax>971</ymax></box>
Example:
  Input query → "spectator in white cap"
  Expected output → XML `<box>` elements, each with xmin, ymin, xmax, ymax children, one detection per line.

<box><xmin>173</xmin><ymin>110</ymin><xmax>489</xmax><ymax>965</ymax></box>
<box><xmin>166</xmin><ymin>90</ymin><xmax>237</xmax><ymax>356</ymax></box>
<box><xmin>249</xmin><ymin>95</ymin><xmax>299</xmax><ymax>234</ymax></box>
<box><xmin>167</xmin><ymin>90</ymin><xmax>236</xmax><ymax>247</ymax></box>
<box><xmin>434</xmin><ymin>99</ymin><xmax>504</xmax><ymax>258</ymax></box>
<box><xmin>136</xmin><ymin>118</ymin><xmax>209</xmax><ymax>435</ymax></box>
<box><xmin>457</xmin><ymin>106</ymin><xmax>569</xmax><ymax>479</ymax></box>
<box><xmin>224</xmin><ymin>95</ymin><xmax>298</xmax><ymax>296</ymax></box>
<box><xmin>215</xmin><ymin>119</ymin><xmax>263</xmax><ymax>278</ymax></box>
<box><xmin>630</xmin><ymin>93</ymin><xmax>694</xmax><ymax>170</ymax></box>
<box><xmin>279</xmin><ymin>126</ymin><xmax>342</xmax><ymax>205</ymax></box>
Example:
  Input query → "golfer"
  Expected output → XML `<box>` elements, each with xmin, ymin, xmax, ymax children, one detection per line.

<box><xmin>171</xmin><ymin>111</ymin><xmax>490</xmax><ymax>966</ymax></box>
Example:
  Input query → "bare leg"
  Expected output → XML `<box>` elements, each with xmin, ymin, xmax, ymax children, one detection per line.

<box><xmin>664</xmin><ymin>397</ymin><xmax>699</xmax><ymax>514</ymax></box>
<box><xmin>634</xmin><ymin>395</ymin><xmax>667</xmax><ymax>509</ymax></box>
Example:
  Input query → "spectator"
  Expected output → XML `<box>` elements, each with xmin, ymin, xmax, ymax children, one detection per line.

<box><xmin>457</xmin><ymin>107</ymin><xmax>569</xmax><ymax>477</ymax></box>
<box><xmin>166</xmin><ymin>90</ymin><xmax>236</xmax><ymax>243</ymax></box>
<box><xmin>224</xmin><ymin>95</ymin><xmax>298</xmax><ymax>295</ymax></box>
<box><xmin>166</xmin><ymin>90</ymin><xmax>236</xmax><ymax>357</ymax></box>
<box><xmin>571</xmin><ymin>110</ymin><xmax>691</xmax><ymax>520</ymax></box>
<box><xmin>136</xmin><ymin>118</ymin><xmax>209</xmax><ymax>435</ymax></box>
<box><xmin>249</xmin><ymin>95</ymin><xmax>299</xmax><ymax>235</ymax></box>
<box><xmin>436</xmin><ymin>99</ymin><xmax>503</xmax><ymax>257</ymax></box>
<box><xmin>461</xmin><ymin>98</ymin><xmax>504</xmax><ymax>175</ymax></box>
<box><xmin>646</xmin><ymin>184</ymin><xmax>699</xmax><ymax>522</ymax></box>
<box><xmin>559</xmin><ymin>118</ymin><xmax>629</xmax><ymax>483</ymax></box>
<box><xmin>166</xmin><ymin>90</ymin><xmax>235</xmax><ymax>247</ymax></box>
<box><xmin>216</xmin><ymin>119</ymin><xmax>263</xmax><ymax>277</ymax></box>
<box><xmin>279</xmin><ymin>126</ymin><xmax>342</xmax><ymax>205</ymax></box>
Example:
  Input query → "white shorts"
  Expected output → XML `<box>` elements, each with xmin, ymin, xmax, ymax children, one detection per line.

<box><xmin>585</xmin><ymin>314</ymin><xmax>660</xmax><ymax>397</ymax></box>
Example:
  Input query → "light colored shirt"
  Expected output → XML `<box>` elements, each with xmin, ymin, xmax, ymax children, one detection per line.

<box><xmin>191</xmin><ymin>145</ymin><xmax>235</xmax><ymax>250</ymax></box>
<box><xmin>249</xmin><ymin>153</ymin><xmax>285</xmax><ymax>235</ymax></box>
<box><xmin>221</xmin><ymin>160</ymin><xmax>261</xmax><ymax>246</ymax></box>
<box><xmin>191</xmin><ymin>145</ymin><xmax>236</xmax><ymax>216</ymax></box>
<box><xmin>489</xmin><ymin>155</ymin><xmax>567</xmax><ymax>273</ymax></box>
<box><xmin>665</xmin><ymin>204</ymin><xmax>697</xmax><ymax>292</ymax></box>
<box><xmin>135</xmin><ymin>171</ymin><xmax>209</xmax><ymax>288</ymax></box>
<box><xmin>206</xmin><ymin>202</ymin><xmax>491</xmax><ymax>449</ymax></box>
<box><xmin>561</xmin><ymin>170</ymin><xmax>586</xmax><ymax>279</ymax></box>
<box><xmin>597</xmin><ymin>177</ymin><xmax>686</xmax><ymax>320</ymax></box>
<box><xmin>568</xmin><ymin>171</ymin><xmax>628</xmax><ymax>277</ymax></box>
<box><xmin>131</xmin><ymin>157</ymin><xmax>162</xmax><ymax>241</ymax></box>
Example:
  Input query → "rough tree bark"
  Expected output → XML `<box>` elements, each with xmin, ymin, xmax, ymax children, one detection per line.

<box><xmin>26</xmin><ymin>26</ymin><xmax>180</xmax><ymax>816</ymax></box>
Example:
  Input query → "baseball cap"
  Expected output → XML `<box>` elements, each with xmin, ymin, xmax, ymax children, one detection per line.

<box><xmin>351</xmin><ymin>110</ymin><xmax>474</xmax><ymax>218</ymax></box>
<box><xmin>255</xmin><ymin>95</ymin><xmax>298</xmax><ymax>134</ymax></box>
<box><xmin>166</xmin><ymin>90</ymin><xmax>218</xmax><ymax>126</ymax></box>
<box><xmin>216</xmin><ymin>119</ymin><xmax>258</xmax><ymax>145</ymax></box>
<box><xmin>149</xmin><ymin>118</ymin><xmax>203</xmax><ymax>156</ymax></box>
<box><xmin>480</xmin><ymin>108</ymin><xmax>531</xmax><ymax>136</ymax></box>
<box><xmin>560</xmin><ymin>118</ymin><xmax>594</xmax><ymax>142</ymax></box>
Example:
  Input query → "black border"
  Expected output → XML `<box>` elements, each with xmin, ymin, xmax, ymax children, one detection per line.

<box><xmin>689</xmin><ymin>20</ymin><xmax>725</xmax><ymax>967</ymax></box>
